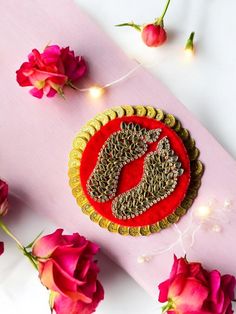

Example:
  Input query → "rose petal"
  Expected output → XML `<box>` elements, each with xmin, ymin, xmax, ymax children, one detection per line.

<box><xmin>32</xmin><ymin>229</ymin><xmax>66</xmax><ymax>257</ymax></box>
<box><xmin>189</xmin><ymin>263</ymin><xmax>208</xmax><ymax>283</ymax></box>
<box><xmin>53</xmin><ymin>281</ymin><xmax>104</xmax><ymax>314</ymax></box>
<box><xmin>172</xmin><ymin>277</ymin><xmax>209</xmax><ymax>312</ymax></box>
<box><xmin>0</xmin><ymin>179</ymin><xmax>8</xmax><ymax>204</ymax></box>
<box><xmin>29</xmin><ymin>88</ymin><xmax>44</xmax><ymax>98</ymax></box>
<box><xmin>41</xmin><ymin>45</ymin><xmax>61</xmax><ymax>65</ymax></box>
<box><xmin>221</xmin><ymin>275</ymin><xmax>236</xmax><ymax>300</ymax></box>
<box><xmin>78</xmin><ymin>262</ymin><xmax>99</xmax><ymax>299</ymax></box>
<box><xmin>39</xmin><ymin>259</ymin><xmax>90</xmax><ymax>302</ymax></box>
<box><xmin>51</xmin><ymin>245</ymin><xmax>88</xmax><ymax>277</ymax></box>
<box><xmin>209</xmin><ymin>270</ymin><xmax>222</xmax><ymax>305</ymax></box>
<box><xmin>158</xmin><ymin>279</ymin><xmax>170</xmax><ymax>302</ymax></box>
<box><xmin>168</xmin><ymin>274</ymin><xmax>187</xmax><ymax>298</ymax></box>
<box><xmin>46</xmin><ymin>87</ymin><xmax>57</xmax><ymax>98</ymax></box>
<box><xmin>16</xmin><ymin>63</ymin><xmax>33</xmax><ymax>86</ymax></box>
<box><xmin>0</xmin><ymin>242</ymin><xmax>4</xmax><ymax>255</ymax></box>
<box><xmin>169</xmin><ymin>256</ymin><xmax>189</xmax><ymax>282</ymax></box>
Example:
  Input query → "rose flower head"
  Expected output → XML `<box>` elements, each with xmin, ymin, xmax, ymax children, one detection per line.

<box><xmin>116</xmin><ymin>0</ymin><xmax>170</xmax><ymax>47</ymax></box>
<box><xmin>16</xmin><ymin>45</ymin><xmax>87</xmax><ymax>99</ymax></box>
<box><xmin>141</xmin><ymin>23</ymin><xmax>167</xmax><ymax>47</ymax></box>
<box><xmin>32</xmin><ymin>229</ymin><xmax>104</xmax><ymax>314</ymax></box>
<box><xmin>158</xmin><ymin>255</ymin><xmax>236</xmax><ymax>314</ymax></box>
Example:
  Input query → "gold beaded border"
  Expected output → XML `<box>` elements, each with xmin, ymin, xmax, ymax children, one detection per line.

<box><xmin>68</xmin><ymin>105</ymin><xmax>204</xmax><ymax>236</ymax></box>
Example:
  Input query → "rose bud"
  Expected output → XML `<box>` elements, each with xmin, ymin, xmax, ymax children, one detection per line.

<box><xmin>141</xmin><ymin>24</ymin><xmax>167</xmax><ymax>47</ymax></box>
<box><xmin>116</xmin><ymin>0</ymin><xmax>170</xmax><ymax>48</ymax></box>
<box><xmin>0</xmin><ymin>179</ymin><xmax>8</xmax><ymax>217</ymax></box>
<box><xmin>185</xmin><ymin>31</ymin><xmax>195</xmax><ymax>57</ymax></box>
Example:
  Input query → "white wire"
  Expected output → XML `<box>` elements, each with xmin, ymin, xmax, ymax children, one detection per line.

<box><xmin>77</xmin><ymin>63</ymin><xmax>142</xmax><ymax>92</ymax></box>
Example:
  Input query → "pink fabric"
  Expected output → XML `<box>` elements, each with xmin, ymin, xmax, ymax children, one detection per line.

<box><xmin>1</xmin><ymin>0</ymin><xmax>236</xmax><ymax>298</ymax></box>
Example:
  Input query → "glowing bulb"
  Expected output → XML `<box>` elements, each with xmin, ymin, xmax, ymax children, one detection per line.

<box><xmin>88</xmin><ymin>86</ymin><xmax>104</xmax><ymax>99</ymax></box>
<box><xmin>211</xmin><ymin>224</ymin><xmax>222</xmax><ymax>233</ymax></box>
<box><xmin>184</xmin><ymin>48</ymin><xmax>194</xmax><ymax>57</ymax></box>
<box><xmin>137</xmin><ymin>255</ymin><xmax>152</xmax><ymax>264</ymax></box>
<box><xmin>195</xmin><ymin>205</ymin><xmax>211</xmax><ymax>219</ymax></box>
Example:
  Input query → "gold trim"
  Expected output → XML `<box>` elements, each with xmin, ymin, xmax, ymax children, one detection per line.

<box><xmin>68</xmin><ymin>105</ymin><xmax>204</xmax><ymax>236</ymax></box>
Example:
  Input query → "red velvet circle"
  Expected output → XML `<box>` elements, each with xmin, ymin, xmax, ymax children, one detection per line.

<box><xmin>80</xmin><ymin>116</ymin><xmax>190</xmax><ymax>227</ymax></box>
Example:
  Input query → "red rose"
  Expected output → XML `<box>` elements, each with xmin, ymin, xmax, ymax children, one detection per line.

<box><xmin>158</xmin><ymin>255</ymin><xmax>236</xmax><ymax>314</ymax></box>
<box><xmin>16</xmin><ymin>45</ymin><xmax>87</xmax><ymax>98</ymax></box>
<box><xmin>141</xmin><ymin>24</ymin><xmax>167</xmax><ymax>47</ymax></box>
<box><xmin>32</xmin><ymin>229</ymin><xmax>104</xmax><ymax>314</ymax></box>
<box><xmin>0</xmin><ymin>179</ymin><xmax>8</xmax><ymax>217</ymax></box>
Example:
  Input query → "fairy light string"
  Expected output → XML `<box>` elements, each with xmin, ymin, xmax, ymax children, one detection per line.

<box><xmin>137</xmin><ymin>199</ymin><xmax>234</xmax><ymax>264</ymax></box>
<box><xmin>76</xmin><ymin>63</ymin><xmax>142</xmax><ymax>98</ymax></box>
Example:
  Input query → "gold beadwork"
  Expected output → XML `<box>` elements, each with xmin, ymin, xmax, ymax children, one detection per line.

<box><xmin>88</xmin><ymin>119</ymin><xmax>102</xmax><ymax>131</ymax></box>
<box><xmin>155</xmin><ymin>109</ymin><xmax>164</xmax><ymax>121</ymax></box>
<box><xmin>112</xmin><ymin>136</ymin><xmax>184</xmax><ymax>219</ymax></box>
<box><xmin>135</xmin><ymin>105</ymin><xmax>147</xmax><ymax>116</ymax></box>
<box><xmin>95</xmin><ymin>113</ymin><xmax>110</xmax><ymax>125</ymax></box>
<box><xmin>103</xmin><ymin>109</ymin><xmax>117</xmax><ymax>120</ymax></box>
<box><xmin>146</xmin><ymin>106</ymin><xmax>157</xmax><ymax>119</ymax></box>
<box><xmin>87</xmin><ymin>122</ymin><xmax>161</xmax><ymax>203</ymax></box>
<box><xmin>81</xmin><ymin>125</ymin><xmax>96</xmax><ymax>136</ymax></box>
<box><xmin>164</xmin><ymin>114</ymin><xmax>176</xmax><ymax>128</ymax></box>
<box><xmin>73</xmin><ymin>137</ymin><xmax>87</xmax><ymax>151</ymax></box>
<box><xmin>113</xmin><ymin>106</ymin><xmax>125</xmax><ymax>117</ymax></box>
<box><xmin>68</xmin><ymin>105</ymin><xmax>204</xmax><ymax>236</ymax></box>
<box><xmin>122</xmin><ymin>105</ymin><xmax>135</xmax><ymax>116</ymax></box>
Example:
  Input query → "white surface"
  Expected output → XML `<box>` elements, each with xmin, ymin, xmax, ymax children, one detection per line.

<box><xmin>1</xmin><ymin>0</ymin><xmax>236</xmax><ymax>313</ymax></box>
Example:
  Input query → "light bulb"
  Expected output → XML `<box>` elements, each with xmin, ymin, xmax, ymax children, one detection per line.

<box><xmin>88</xmin><ymin>86</ymin><xmax>104</xmax><ymax>99</ymax></box>
<box><xmin>195</xmin><ymin>205</ymin><xmax>211</xmax><ymax>220</ymax></box>
<box><xmin>211</xmin><ymin>224</ymin><xmax>222</xmax><ymax>233</ymax></box>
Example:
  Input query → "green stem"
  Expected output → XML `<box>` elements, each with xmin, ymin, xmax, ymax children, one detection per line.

<box><xmin>115</xmin><ymin>22</ymin><xmax>141</xmax><ymax>32</ymax></box>
<box><xmin>0</xmin><ymin>219</ymin><xmax>24</xmax><ymax>249</ymax></box>
<box><xmin>23</xmin><ymin>248</ymin><xmax>38</xmax><ymax>270</ymax></box>
<box><xmin>162</xmin><ymin>300</ymin><xmax>173</xmax><ymax>313</ymax></box>
<box><xmin>0</xmin><ymin>219</ymin><xmax>38</xmax><ymax>270</ymax></box>
<box><xmin>154</xmin><ymin>0</ymin><xmax>171</xmax><ymax>26</ymax></box>
<box><xmin>160</xmin><ymin>0</ymin><xmax>171</xmax><ymax>21</ymax></box>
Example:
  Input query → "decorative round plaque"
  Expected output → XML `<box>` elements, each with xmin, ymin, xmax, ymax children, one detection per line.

<box><xmin>68</xmin><ymin>105</ymin><xmax>204</xmax><ymax>236</ymax></box>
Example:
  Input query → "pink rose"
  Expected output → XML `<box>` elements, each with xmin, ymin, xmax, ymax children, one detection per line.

<box><xmin>158</xmin><ymin>255</ymin><xmax>236</xmax><ymax>314</ymax></box>
<box><xmin>141</xmin><ymin>24</ymin><xmax>167</xmax><ymax>47</ymax></box>
<box><xmin>16</xmin><ymin>45</ymin><xmax>87</xmax><ymax>99</ymax></box>
<box><xmin>0</xmin><ymin>179</ymin><xmax>8</xmax><ymax>217</ymax></box>
<box><xmin>32</xmin><ymin>229</ymin><xmax>104</xmax><ymax>314</ymax></box>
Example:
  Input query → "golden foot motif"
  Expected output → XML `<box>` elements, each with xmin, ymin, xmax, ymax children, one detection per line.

<box><xmin>112</xmin><ymin>137</ymin><xmax>184</xmax><ymax>219</ymax></box>
<box><xmin>87</xmin><ymin>122</ymin><xmax>161</xmax><ymax>202</ymax></box>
